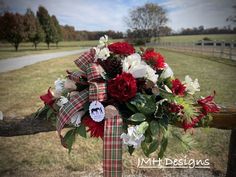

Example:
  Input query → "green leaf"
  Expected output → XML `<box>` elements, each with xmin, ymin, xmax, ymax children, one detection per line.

<box><xmin>128</xmin><ymin>113</ymin><xmax>146</xmax><ymax>122</ymax></box>
<box><xmin>144</xmin><ymin>131</ymin><xmax>153</xmax><ymax>143</ymax></box>
<box><xmin>148</xmin><ymin>139</ymin><xmax>159</xmax><ymax>155</ymax></box>
<box><xmin>64</xmin><ymin>129</ymin><xmax>76</xmax><ymax>153</ymax></box>
<box><xmin>130</xmin><ymin>93</ymin><xmax>156</xmax><ymax>115</ymax></box>
<box><xmin>34</xmin><ymin>105</ymin><xmax>50</xmax><ymax>119</ymax></box>
<box><xmin>46</xmin><ymin>108</ymin><xmax>53</xmax><ymax>119</ymax></box>
<box><xmin>125</xmin><ymin>102</ymin><xmax>138</xmax><ymax>113</ymax></box>
<box><xmin>141</xmin><ymin>142</ymin><xmax>149</xmax><ymax>157</ymax></box>
<box><xmin>142</xmin><ymin>139</ymin><xmax>159</xmax><ymax>157</ymax></box>
<box><xmin>158</xmin><ymin>135</ymin><xmax>168</xmax><ymax>159</ymax></box>
<box><xmin>128</xmin><ymin>146</ymin><xmax>135</xmax><ymax>155</ymax></box>
<box><xmin>76</xmin><ymin>124</ymin><xmax>87</xmax><ymax>138</ymax></box>
<box><xmin>150</xmin><ymin>120</ymin><xmax>159</xmax><ymax>136</ymax></box>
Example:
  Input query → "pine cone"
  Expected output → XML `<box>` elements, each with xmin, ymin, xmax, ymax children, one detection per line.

<box><xmin>97</xmin><ymin>58</ymin><xmax>122</xmax><ymax>78</ymax></box>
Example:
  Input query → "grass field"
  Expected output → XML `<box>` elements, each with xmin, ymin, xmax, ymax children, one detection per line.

<box><xmin>158</xmin><ymin>34</ymin><xmax>236</xmax><ymax>43</ymax></box>
<box><xmin>1</xmin><ymin>34</ymin><xmax>235</xmax><ymax>59</ymax></box>
<box><xmin>0</xmin><ymin>47</ymin><xmax>235</xmax><ymax>176</ymax></box>
<box><xmin>0</xmin><ymin>39</ymin><xmax>121</xmax><ymax>59</ymax></box>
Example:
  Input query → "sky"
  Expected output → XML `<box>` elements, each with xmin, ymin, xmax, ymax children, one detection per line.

<box><xmin>0</xmin><ymin>0</ymin><xmax>235</xmax><ymax>32</ymax></box>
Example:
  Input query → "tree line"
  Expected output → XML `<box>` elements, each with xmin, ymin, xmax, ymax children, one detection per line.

<box><xmin>0</xmin><ymin>6</ymin><xmax>123</xmax><ymax>51</ymax></box>
<box><xmin>61</xmin><ymin>25</ymin><xmax>123</xmax><ymax>41</ymax></box>
<box><xmin>178</xmin><ymin>26</ymin><xmax>236</xmax><ymax>36</ymax></box>
<box><xmin>0</xmin><ymin>6</ymin><xmax>63</xmax><ymax>51</ymax></box>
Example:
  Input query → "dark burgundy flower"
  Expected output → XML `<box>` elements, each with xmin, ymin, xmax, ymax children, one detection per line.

<box><xmin>169</xmin><ymin>103</ymin><xmax>184</xmax><ymax>114</ymax></box>
<box><xmin>97</xmin><ymin>58</ymin><xmax>122</xmax><ymax>78</ymax></box>
<box><xmin>82</xmin><ymin>116</ymin><xmax>104</xmax><ymax>139</ymax></box>
<box><xmin>108</xmin><ymin>72</ymin><xmax>137</xmax><ymax>102</ymax></box>
<box><xmin>142</xmin><ymin>48</ymin><xmax>166</xmax><ymax>70</ymax></box>
<box><xmin>171</xmin><ymin>79</ymin><xmax>186</xmax><ymax>96</ymax></box>
<box><xmin>197</xmin><ymin>91</ymin><xmax>220</xmax><ymax>115</ymax></box>
<box><xmin>108</xmin><ymin>42</ymin><xmax>135</xmax><ymax>55</ymax></box>
<box><xmin>40</xmin><ymin>88</ymin><xmax>55</xmax><ymax>106</ymax></box>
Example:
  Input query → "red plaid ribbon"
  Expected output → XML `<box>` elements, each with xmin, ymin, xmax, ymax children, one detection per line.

<box><xmin>57</xmin><ymin>50</ymin><xmax>107</xmax><ymax>138</ymax></box>
<box><xmin>103</xmin><ymin>110</ymin><xmax>123</xmax><ymax>177</ymax></box>
<box><xmin>57</xmin><ymin>89</ymin><xmax>89</xmax><ymax>135</ymax></box>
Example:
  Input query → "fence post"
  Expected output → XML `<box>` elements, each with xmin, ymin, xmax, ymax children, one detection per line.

<box><xmin>226</xmin><ymin>129</ymin><xmax>236</xmax><ymax>177</ymax></box>
<box><xmin>229</xmin><ymin>41</ymin><xmax>233</xmax><ymax>60</ymax></box>
<box><xmin>201</xmin><ymin>40</ymin><xmax>204</xmax><ymax>55</ymax></box>
<box><xmin>220</xmin><ymin>41</ymin><xmax>225</xmax><ymax>58</ymax></box>
<box><xmin>213</xmin><ymin>40</ymin><xmax>216</xmax><ymax>57</ymax></box>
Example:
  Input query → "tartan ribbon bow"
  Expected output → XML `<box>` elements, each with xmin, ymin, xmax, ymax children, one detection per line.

<box><xmin>57</xmin><ymin>50</ymin><xmax>107</xmax><ymax>137</ymax></box>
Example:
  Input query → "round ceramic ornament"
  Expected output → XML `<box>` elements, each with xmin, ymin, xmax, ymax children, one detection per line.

<box><xmin>89</xmin><ymin>101</ymin><xmax>105</xmax><ymax>122</ymax></box>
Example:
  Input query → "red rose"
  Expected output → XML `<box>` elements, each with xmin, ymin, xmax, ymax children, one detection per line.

<box><xmin>108</xmin><ymin>42</ymin><xmax>135</xmax><ymax>55</ymax></box>
<box><xmin>142</xmin><ymin>48</ymin><xmax>166</xmax><ymax>70</ymax></box>
<box><xmin>40</xmin><ymin>88</ymin><xmax>55</xmax><ymax>106</ymax></box>
<box><xmin>108</xmin><ymin>72</ymin><xmax>137</xmax><ymax>102</ymax></box>
<box><xmin>171</xmin><ymin>79</ymin><xmax>186</xmax><ymax>96</ymax></box>
<box><xmin>197</xmin><ymin>91</ymin><xmax>220</xmax><ymax>115</ymax></box>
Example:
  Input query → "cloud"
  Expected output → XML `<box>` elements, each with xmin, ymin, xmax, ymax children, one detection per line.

<box><xmin>161</xmin><ymin>0</ymin><xmax>236</xmax><ymax>31</ymax></box>
<box><xmin>1</xmin><ymin>0</ymin><xmax>235</xmax><ymax>32</ymax></box>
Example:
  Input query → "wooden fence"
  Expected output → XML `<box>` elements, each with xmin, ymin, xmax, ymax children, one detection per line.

<box><xmin>0</xmin><ymin>106</ymin><xmax>236</xmax><ymax>177</ymax></box>
<box><xmin>147</xmin><ymin>40</ymin><xmax>236</xmax><ymax>60</ymax></box>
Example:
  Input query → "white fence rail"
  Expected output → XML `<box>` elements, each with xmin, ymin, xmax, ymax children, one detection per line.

<box><xmin>146</xmin><ymin>41</ymin><xmax>236</xmax><ymax>60</ymax></box>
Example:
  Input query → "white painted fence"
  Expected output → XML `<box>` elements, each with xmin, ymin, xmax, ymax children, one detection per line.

<box><xmin>147</xmin><ymin>40</ymin><xmax>236</xmax><ymax>60</ymax></box>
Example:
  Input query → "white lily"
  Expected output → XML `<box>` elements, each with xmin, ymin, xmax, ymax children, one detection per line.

<box><xmin>184</xmin><ymin>75</ymin><xmax>200</xmax><ymax>95</ymax></box>
<box><xmin>70</xmin><ymin>110</ymin><xmax>85</xmax><ymax>127</ymax></box>
<box><xmin>160</xmin><ymin>64</ymin><xmax>174</xmax><ymax>79</ymax></box>
<box><xmin>145</xmin><ymin>65</ymin><xmax>159</xmax><ymax>84</ymax></box>
<box><xmin>98</xmin><ymin>35</ymin><xmax>108</xmax><ymax>48</ymax></box>
<box><xmin>120</xmin><ymin>122</ymin><xmax>148</xmax><ymax>148</ymax></box>
<box><xmin>93</xmin><ymin>47</ymin><xmax>110</xmax><ymax>61</ymax></box>
<box><xmin>123</xmin><ymin>53</ymin><xmax>147</xmax><ymax>78</ymax></box>
<box><xmin>56</xmin><ymin>96</ymin><xmax>69</xmax><ymax>107</ymax></box>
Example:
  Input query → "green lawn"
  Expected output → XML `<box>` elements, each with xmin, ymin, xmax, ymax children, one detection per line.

<box><xmin>157</xmin><ymin>34</ymin><xmax>236</xmax><ymax>43</ymax></box>
<box><xmin>0</xmin><ymin>49</ymin><xmax>235</xmax><ymax>176</ymax></box>
<box><xmin>0</xmin><ymin>39</ymin><xmax>122</xmax><ymax>59</ymax></box>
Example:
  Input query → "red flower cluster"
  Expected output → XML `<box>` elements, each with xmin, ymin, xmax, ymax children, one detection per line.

<box><xmin>108</xmin><ymin>42</ymin><xmax>135</xmax><ymax>55</ymax></box>
<box><xmin>40</xmin><ymin>88</ymin><xmax>54</xmax><ymax>106</ymax></box>
<box><xmin>108</xmin><ymin>72</ymin><xmax>137</xmax><ymax>102</ymax></box>
<box><xmin>197</xmin><ymin>92</ymin><xmax>220</xmax><ymax>115</ymax></box>
<box><xmin>82</xmin><ymin>116</ymin><xmax>104</xmax><ymax>139</ymax></box>
<box><xmin>183</xmin><ymin>114</ymin><xmax>205</xmax><ymax>130</ymax></box>
<box><xmin>171</xmin><ymin>79</ymin><xmax>186</xmax><ymax>96</ymax></box>
<box><xmin>142</xmin><ymin>48</ymin><xmax>166</xmax><ymax>70</ymax></box>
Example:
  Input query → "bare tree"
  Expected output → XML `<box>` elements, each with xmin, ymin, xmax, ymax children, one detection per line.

<box><xmin>226</xmin><ymin>5</ymin><xmax>236</xmax><ymax>25</ymax></box>
<box><xmin>125</xmin><ymin>3</ymin><xmax>168</xmax><ymax>42</ymax></box>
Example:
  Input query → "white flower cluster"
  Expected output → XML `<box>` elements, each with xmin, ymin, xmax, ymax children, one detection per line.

<box><xmin>122</xmin><ymin>53</ymin><xmax>159</xmax><ymax>84</ymax></box>
<box><xmin>183</xmin><ymin>75</ymin><xmax>200</xmax><ymax>95</ymax></box>
<box><xmin>93</xmin><ymin>35</ymin><xmax>110</xmax><ymax>61</ymax></box>
<box><xmin>121</xmin><ymin>122</ymin><xmax>148</xmax><ymax>148</ymax></box>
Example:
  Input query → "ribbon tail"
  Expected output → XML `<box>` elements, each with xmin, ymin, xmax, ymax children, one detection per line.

<box><xmin>103</xmin><ymin>106</ymin><xmax>123</xmax><ymax>177</ymax></box>
<box><xmin>57</xmin><ymin>89</ymin><xmax>89</xmax><ymax>141</ymax></box>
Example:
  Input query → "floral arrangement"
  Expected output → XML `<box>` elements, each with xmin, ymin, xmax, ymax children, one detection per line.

<box><xmin>37</xmin><ymin>35</ymin><xmax>220</xmax><ymax>157</ymax></box>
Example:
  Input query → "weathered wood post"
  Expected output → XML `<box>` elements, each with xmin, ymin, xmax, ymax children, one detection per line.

<box><xmin>226</xmin><ymin>129</ymin><xmax>236</xmax><ymax>177</ymax></box>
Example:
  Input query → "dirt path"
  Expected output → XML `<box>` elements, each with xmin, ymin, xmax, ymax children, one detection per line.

<box><xmin>0</xmin><ymin>49</ymin><xmax>88</xmax><ymax>73</ymax></box>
